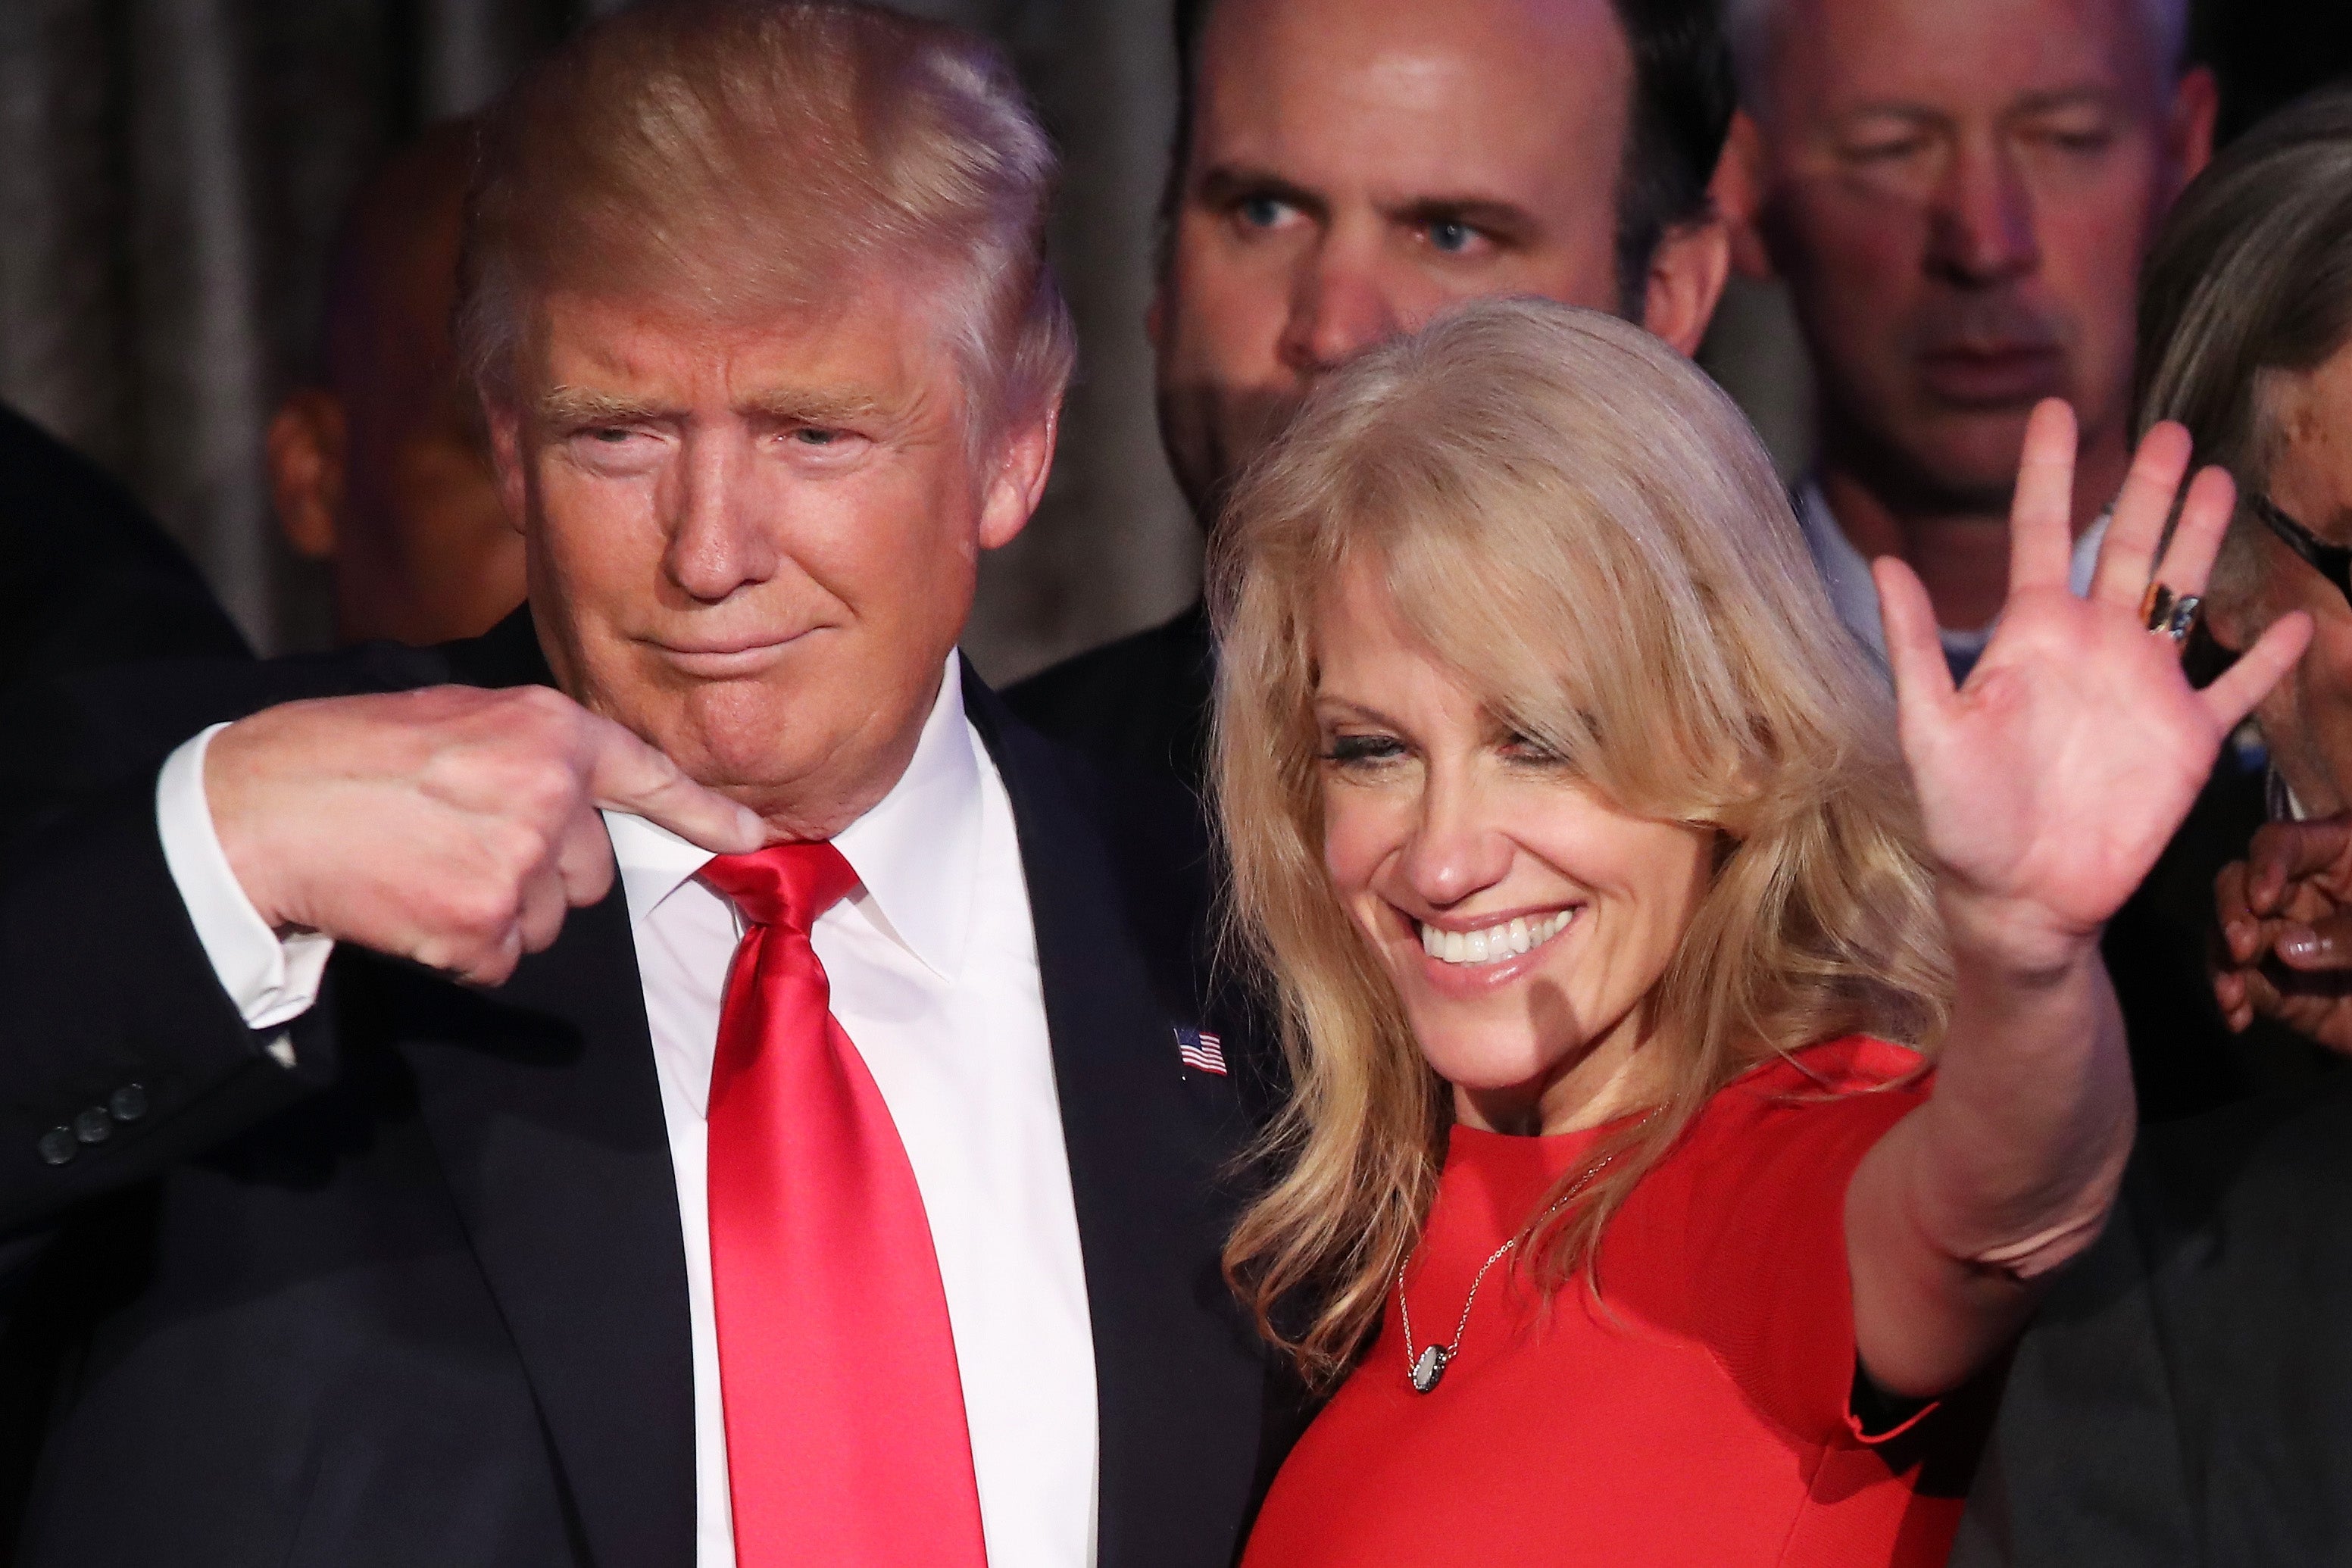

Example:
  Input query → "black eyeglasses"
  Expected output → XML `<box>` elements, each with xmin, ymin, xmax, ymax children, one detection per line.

<box><xmin>2247</xmin><ymin>492</ymin><xmax>2352</xmax><ymax>608</ymax></box>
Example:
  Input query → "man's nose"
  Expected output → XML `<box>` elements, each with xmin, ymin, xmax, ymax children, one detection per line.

<box><xmin>1398</xmin><ymin>770</ymin><xmax>1513</xmax><ymax>911</ymax></box>
<box><xmin>1927</xmin><ymin>139</ymin><xmax>2040</xmax><ymax>286</ymax></box>
<box><xmin>1276</xmin><ymin>239</ymin><xmax>1407</xmax><ymax>378</ymax></box>
<box><xmin>664</xmin><ymin>433</ymin><xmax>779</xmax><ymax>602</ymax></box>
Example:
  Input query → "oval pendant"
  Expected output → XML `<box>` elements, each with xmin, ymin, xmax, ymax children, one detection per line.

<box><xmin>1409</xmin><ymin>1344</ymin><xmax>1449</xmax><ymax>1394</ymax></box>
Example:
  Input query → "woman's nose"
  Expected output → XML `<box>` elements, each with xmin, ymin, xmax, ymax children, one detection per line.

<box><xmin>1397</xmin><ymin>774</ymin><xmax>1513</xmax><ymax>909</ymax></box>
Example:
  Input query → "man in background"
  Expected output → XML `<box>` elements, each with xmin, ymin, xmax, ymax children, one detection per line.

<box><xmin>1712</xmin><ymin>0</ymin><xmax>2215</xmax><ymax>679</ymax></box>
<box><xmin>266</xmin><ymin>120</ymin><xmax>523</xmax><ymax>647</ymax></box>
<box><xmin>0</xmin><ymin>404</ymin><xmax>248</xmax><ymax>696</ymax></box>
<box><xmin>1008</xmin><ymin>0</ymin><xmax>1735</xmax><ymax>790</ymax></box>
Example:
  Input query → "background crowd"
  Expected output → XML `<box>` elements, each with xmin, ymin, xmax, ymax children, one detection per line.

<box><xmin>7</xmin><ymin>0</ymin><xmax>2352</xmax><ymax>1565</ymax></box>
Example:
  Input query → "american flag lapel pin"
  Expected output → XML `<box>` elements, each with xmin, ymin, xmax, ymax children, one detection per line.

<box><xmin>1175</xmin><ymin>1026</ymin><xmax>1227</xmax><ymax>1076</ymax></box>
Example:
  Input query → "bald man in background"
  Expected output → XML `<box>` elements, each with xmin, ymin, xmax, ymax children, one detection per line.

<box><xmin>1007</xmin><ymin>0</ymin><xmax>1734</xmax><ymax>791</ymax></box>
<box><xmin>267</xmin><ymin>120</ymin><xmax>523</xmax><ymax>648</ymax></box>
<box><xmin>1712</xmin><ymin>0</ymin><xmax>2215</xmax><ymax>679</ymax></box>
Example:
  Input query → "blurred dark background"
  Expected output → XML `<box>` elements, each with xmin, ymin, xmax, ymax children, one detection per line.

<box><xmin>1</xmin><ymin>0</ymin><xmax>2347</xmax><ymax>682</ymax></box>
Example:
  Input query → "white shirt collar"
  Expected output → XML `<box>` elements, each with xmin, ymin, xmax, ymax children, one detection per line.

<box><xmin>1794</xmin><ymin>475</ymin><xmax>2108</xmax><ymax>664</ymax></box>
<box><xmin>602</xmin><ymin>653</ymin><xmax>983</xmax><ymax>979</ymax></box>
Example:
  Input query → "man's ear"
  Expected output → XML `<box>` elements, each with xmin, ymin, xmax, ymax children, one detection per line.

<box><xmin>2168</xmin><ymin>66</ymin><xmax>2219</xmax><ymax>194</ymax></box>
<box><xmin>1641</xmin><ymin>213</ymin><xmax>1731</xmax><ymax>359</ymax></box>
<box><xmin>267</xmin><ymin>389</ymin><xmax>347</xmax><ymax>560</ymax></box>
<box><xmin>1711</xmin><ymin>111</ymin><xmax>1778</xmax><ymax>283</ymax></box>
<box><xmin>485</xmin><ymin>398</ymin><xmax>532</xmax><ymax>537</ymax></box>
<box><xmin>976</xmin><ymin>400</ymin><xmax>1061</xmax><ymax>552</ymax></box>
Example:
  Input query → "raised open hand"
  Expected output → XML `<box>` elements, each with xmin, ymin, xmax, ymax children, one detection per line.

<box><xmin>1875</xmin><ymin>400</ymin><xmax>2312</xmax><ymax>974</ymax></box>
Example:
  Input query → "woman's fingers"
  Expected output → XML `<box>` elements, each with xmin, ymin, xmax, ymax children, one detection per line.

<box><xmin>2010</xmin><ymin>399</ymin><xmax>2082</xmax><ymax>593</ymax></box>
<box><xmin>1873</xmin><ymin>555</ymin><xmax>1957</xmax><ymax>722</ymax></box>
<box><xmin>2201</xmin><ymin>609</ymin><xmax>2313</xmax><ymax>731</ymax></box>
<box><xmin>2148</xmin><ymin>465</ymin><xmax>2239</xmax><ymax>602</ymax></box>
<box><xmin>2088</xmin><ymin>421</ymin><xmax>2193</xmax><ymax>606</ymax></box>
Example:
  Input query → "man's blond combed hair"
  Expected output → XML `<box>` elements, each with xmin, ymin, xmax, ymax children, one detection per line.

<box><xmin>1211</xmin><ymin>298</ymin><xmax>1952</xmax><ymax>1386</ymax></box>
<box><xmin>457</xmin><ymin>0</ymin><xmax>1074</xmax><ymax>433</ymax></box>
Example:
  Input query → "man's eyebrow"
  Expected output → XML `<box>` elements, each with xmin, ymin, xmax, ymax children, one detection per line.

<box><xmin>1832</xmin><ymin>102</ymin><xmax>1951</xmax><ymax>130</ymax></box>
<box><xmin>1193</xmin><ymin>164</ymin><xmax>1329</xmax><ymax>223</ymax></box>
<box><xmin>738</xmin><ymin>387</ymin><xmax>892</xmax><ymax>425</ymax></box>
<box><xmin>2010</xmin><ymin>86</ymin><xmax>2122</xmax><ymax>117</ymax></box>
<box><xmin>1388</xmin><ymin>196</ymin><xmax>1540</xmax><ymax>245</ymax></box>
<box><xmin>539</xmin><ymin>386</ymin><xmax>676</xmax><ymax>425</ymax></box>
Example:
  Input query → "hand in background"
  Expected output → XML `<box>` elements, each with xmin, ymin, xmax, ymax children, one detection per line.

<box><xmin>2214</xmin><ymin>815</ymin><xmax>2352</xmax><ymax>1051</ymax></box>
<box><xmin>206</xmin><ymin>686</ymin><xmax>767</xmax><ymax>985</ymax></box>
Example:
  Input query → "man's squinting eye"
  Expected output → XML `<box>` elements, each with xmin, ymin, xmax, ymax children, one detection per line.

<box><xmin>1842</xmin><ymin>133</ymin><xmax>1932</xmax><ymax>164</ymax></box>
<box><xmin>587</xmin><ymin>426</ymin><xmax>637</xmax><ymax>444</ymax></box>
<box><xmin>792</xmin><ymin>427</ymin><xmax>842</xmax><ymax>446</ymax></box>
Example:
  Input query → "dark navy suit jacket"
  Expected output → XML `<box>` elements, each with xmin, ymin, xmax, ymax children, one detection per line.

<box><xmin>0</xmin><ymin>611</ymin><xmax>1296</xmax><ymax>1566</ymax></box>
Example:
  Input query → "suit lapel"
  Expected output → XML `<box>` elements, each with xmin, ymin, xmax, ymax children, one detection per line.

<box><xmin>964</xmin><ymin>667</ymin><xmax>1269</xmax><ymax>1568</ymax></box>
<box><xmin>391</xmin><ymin>614</ymin><xmax>697</xmax><ymax>1568</ymax></box>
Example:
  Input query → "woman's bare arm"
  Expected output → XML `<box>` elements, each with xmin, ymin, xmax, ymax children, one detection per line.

<box><xmin>1845</xmin><ymin>401</ymin><xmax>2310</xmax><ymax>1400</ymax></box>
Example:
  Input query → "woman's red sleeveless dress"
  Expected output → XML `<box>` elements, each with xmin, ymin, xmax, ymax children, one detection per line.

<box><xmin>1241</xmin><ymin>1038</ymin><xmax>1983</xmax><ymax>1568</ymax></box>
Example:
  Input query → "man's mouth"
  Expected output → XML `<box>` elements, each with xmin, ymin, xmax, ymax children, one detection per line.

<box><xmin>651</xmin><ymin>634</ymin><xmax>801</xmax><ymax>677</ymax></box>
<box><xmin>1417</xmin><ymin>908</ymin><xmax>1576</xmax><ymax>967</ymax></box>
<box><xmin>1915</xmin><ymin>344</ymin><xmax>2066</xmax><ymax>408</ymax></box>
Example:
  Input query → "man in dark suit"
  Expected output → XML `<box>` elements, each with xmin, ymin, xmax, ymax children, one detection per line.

<box><xmin>0</xmin><ymin>400</ymin><xmax>248</xmax><ymax>695</ymax></box>
<box><xmin>1006</xmin><ymin>0</ymin><xmax>1737</xmax><ymax>792</ymax></box>
<box><xmin>1952</xmin><ymin>1076</ymin><xmax>2352</xmax><ymax>1566</ymax></box>
<box><xmin>0</xmin><ymin>5</ymin><xmax>1288</xmax><ymax>1563</ymax></box>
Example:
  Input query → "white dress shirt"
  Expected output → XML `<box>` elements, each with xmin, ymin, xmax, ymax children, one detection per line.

<box><xmin>155</xmin><ymin>656</ymin><xmax>1101</xmax><ymax>1568</ymax></box>
<box><xmin>1794</xmin><ymin>477</ymin><xmax>2108</xmax><ymax>672</ymax></box>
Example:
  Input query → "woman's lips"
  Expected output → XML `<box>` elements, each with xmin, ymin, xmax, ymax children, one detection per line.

<box><xmin>1395</xmin><ymin>904</ymin><xmax>1582</xmax><ymax>999</ymax></box>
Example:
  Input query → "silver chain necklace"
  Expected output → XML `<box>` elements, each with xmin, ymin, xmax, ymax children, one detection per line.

<box><xmin>1396</xmin><ymin>1126</ymin><xmax>1645</xmax><ymax>1395</ymax></box>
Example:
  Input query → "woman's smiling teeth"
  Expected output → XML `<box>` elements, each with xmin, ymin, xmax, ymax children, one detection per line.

<box><xmin>1418</xmin><ymin>908</ymin><xmax>1576</xmax><ymax>967</ymax></box>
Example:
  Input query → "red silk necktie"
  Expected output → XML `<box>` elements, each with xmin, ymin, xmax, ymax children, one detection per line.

<box><xmin>699</xmin><ymin>844</ymin><xmax>989</xmax><ymax>1567</ymax></box>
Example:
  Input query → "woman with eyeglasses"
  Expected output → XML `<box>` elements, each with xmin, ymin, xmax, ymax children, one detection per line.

<box><xmin>1209</xmin><ymin>297</ymin><xmax>2307</xmax><ymax>1566</ymax></box>
<box><xmin>2123</xmin><ymin>86</ymin><xmax>2352</xmax><ymax>1056</ymax></box>
<box><xmin>1965</xmin><ymin>86</ymin><xmax>2352</xmax><ymax>1565</ymax></box>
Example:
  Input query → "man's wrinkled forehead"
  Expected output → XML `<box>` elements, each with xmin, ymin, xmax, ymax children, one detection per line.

<box><xmin>514</xmin><ymin>276</ymin><xmax>964</xmax><ymax>429</ymax></box>
<box><xmin>1753</xmin><ymin>0</ymin><xmax>2169</xmax><ymax>121</ymax></box>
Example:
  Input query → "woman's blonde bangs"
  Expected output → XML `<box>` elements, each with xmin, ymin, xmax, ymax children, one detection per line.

<box><xmin>1212</xmin><ymin>300</ymin><xmax>1951</xmax><ymax>1385</ymax></box>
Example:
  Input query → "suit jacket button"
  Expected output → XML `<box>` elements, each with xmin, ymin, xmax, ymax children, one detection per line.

<box><xmin>37</xmin><ymin>1128</ymin><xmax>77</xmax><ymax>1166</ymax></box>
<box><xmin>109</xmin><ymin>1084</ymin><xmax>148</xmax><ymax>1123</ymax></box>
<box><xmin>74</xmin><ymin>1107</ymin><xmax>113</xmax><ymax>1145</ymax></box>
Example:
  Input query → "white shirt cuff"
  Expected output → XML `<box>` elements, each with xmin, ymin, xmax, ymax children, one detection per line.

<box><xmin>156</xmin><ymin>723</ymin><xmax>333</xmax><ymax>1048</ymax></box>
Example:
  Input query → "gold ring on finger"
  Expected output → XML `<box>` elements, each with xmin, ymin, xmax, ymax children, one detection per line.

<box><xmin>2140</xmin><ymin>582</ymin><xmax>2201</xmax><ymax>645</ymax></box>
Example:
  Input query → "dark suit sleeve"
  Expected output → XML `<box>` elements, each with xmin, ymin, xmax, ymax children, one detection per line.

<box><xmin>0</xmin><ymin>783</ymin><xmax>336</xmax><ymax>1237</ymax></box>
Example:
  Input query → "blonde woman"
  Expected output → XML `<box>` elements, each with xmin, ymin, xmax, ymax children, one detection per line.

<box><xmin>1213</xmin><ymin>299</ymin><xmax>2308</xmax><ymax>1566</ymax></box>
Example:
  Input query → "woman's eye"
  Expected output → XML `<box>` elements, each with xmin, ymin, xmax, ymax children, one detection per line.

<box><xmin>1323</xmin><ymin>733</ymin><xmax>1406</xmax><ymax>766</ymax></box>
<box><xmin>1501</xmin><ymin>730</ymin><xmax>1569</xmax><ymax>766</ymax></box>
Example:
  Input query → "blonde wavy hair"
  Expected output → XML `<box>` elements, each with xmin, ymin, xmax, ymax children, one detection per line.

<box><xmin>1211</xmin><ymin>298</ymin><xmax>1952</xmax><ymax>1386</ymax></box>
